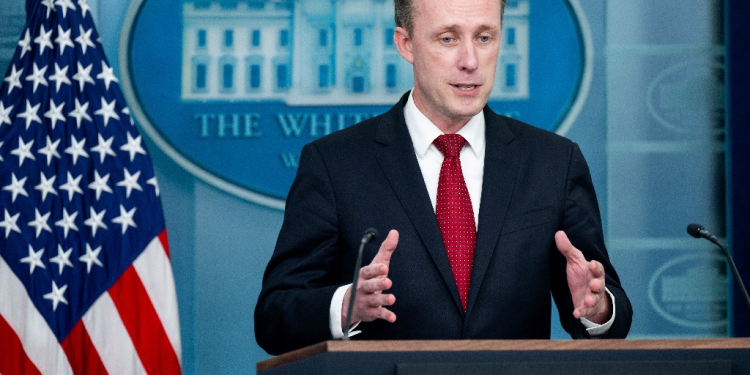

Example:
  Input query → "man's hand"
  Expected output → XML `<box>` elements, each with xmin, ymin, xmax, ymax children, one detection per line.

<box><xmin>555</xmin><ymin>231</ymin><xmax>612</xmax><ymax>324</ymax></box>
<box><xmin>341</xmin><ymin>230</ymin><xmax>399</xmax><ymax>330</ymax></box>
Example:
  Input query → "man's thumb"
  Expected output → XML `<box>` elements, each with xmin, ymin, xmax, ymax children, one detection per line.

<box><xmin>555</xmin><ymin>231</ymin><xmax>578</xmax><ymax>260</ymax></box>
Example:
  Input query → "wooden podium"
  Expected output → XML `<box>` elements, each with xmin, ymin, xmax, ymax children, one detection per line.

<box><xmin>257</xmin><ymin>338</ymin><xmax>750</xmax><ymax>375</ymax></box>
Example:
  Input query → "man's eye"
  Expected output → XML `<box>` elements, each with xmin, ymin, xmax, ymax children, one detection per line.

<box><xmin>479</xmin><ymin>36</ymin><xmax>490</xmax><ymax>42</ymax></box>
<box><xmin>441</xmin><ymin>37</ymin><xmax>453</xmax><ymax>43</ymax></box>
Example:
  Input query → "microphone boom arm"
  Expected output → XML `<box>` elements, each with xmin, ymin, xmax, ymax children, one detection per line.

<box><xmin>343</xmin><ymin>228</ymin><xmax>378</xmax><ymax>340</ymax></box>
<box><xmin>688</xmin><ymin>223</ymin><xmax>750</xmax><ymax>316</ymax></box>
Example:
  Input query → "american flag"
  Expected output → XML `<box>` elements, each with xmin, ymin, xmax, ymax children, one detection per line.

<box><xmin>0</xmin><ymin>1</ymin><xmax>182</xmax><ymax>374</ymax></box>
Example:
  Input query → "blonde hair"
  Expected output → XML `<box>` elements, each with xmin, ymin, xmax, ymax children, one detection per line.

<box><xmin>394</xmin><ymin>0</ymin><xmax>507</xmax><ymax>36</ymax></box>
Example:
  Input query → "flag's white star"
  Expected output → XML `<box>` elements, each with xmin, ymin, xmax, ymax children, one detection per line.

<box><xmin>17</xmin><ymin>29</ymin><xmax>32</xmax><ymax>57</ymax></box>
<box><xmin>55</xmin><ymin>0</ymin><xmax>77</xmax><ymax>18</ymax></box>
<box><xmin>17</xmin><ymin>100</ymin><xmax>42</xmax><ymax>130</ymax></box>
<box><xmin>65</xmin><ymin>135</ymin><xmax>89</xmax><ymax>165</ymax></box>
<box><xmin>34</xmin><ymin>25</ymin><xmax>54</xmax><ymax>54</ymax></box>
<box><xmin>122</xmin><ymin>107</ymin><xmax>134</xmax><ymax>126</ymax></box>
<box><xmin>78</xmin><ymin>0</ymin><xmax>91</xmax><ymax>17</ymax></box>
<box><xmin>27</xmin><ymin>209</ymin><xmax>52</xmax><ymax>238</ymax></box>
<box><xmin>147</xmin><ymin>176</ymin><xmax>159</xmax><ymax>196</ymax></box>
<box><xmin>75</xmin><ymin>25</ymin><xmax>95</xmax><ymax>54</ymax></box>
<box><xmin>3</xmin><ymin>65</ymin><xmax>23</xmax><ymax>94</ymax></box>
<box><xmin>38</xmin><ymin>136</ymin><xmax>62</xmax><ymax>165</ymax></box>
<box><xmin>116</xmin><ymin>169</ymin><xmax>142</xmax><ymax>198</ymax></box>
<box><xmin>0</xmin><ymin>209</ymin><xmax>21</xmax><ymax>237</ymax></box>
<box><xmin>50</xmin><ymin>245</ymin><xmax>73</xmax><ymax>275</ymax></box>
<box><xmin>84</xmin><ymin>207</ymin><xmax>107</xmax><ymax>236</ymax></box>
<box><xmin>68</xmin><ymin>98</ymin><xmax>92</xmax><ymax>128</ymax></box>
<box><xmin>94</xmin><ymin>98</ymin><xmax>120</xmax><ymax>126</ymax></box>
<box><xmin>90</xmin><ymin>134</ymin><xmax>116</xmax><ymax>163</ymax></box>
<box><xmin>3</xmin><ymin>173</ymin><xmax>28</xmax><ymax>203</ymax></box>
<box><xmin>10</xmin><ymin>137</ymin><xmax>35</xmax><ymax>166</ymax></box>
<box><xmin>96</xmin><ymin>62</ymin><xmax>119</xmax><ymax>90</ymax></box>
<box><xmin>88</xmin><ymin>170</ymin><xmax>113</xmax><ymax>200</ymax></box>
<box><xmin>55</xmin><ymin>25</ymin><xmax>75</xmax><ymax>55</ymax></box>
<box><xmin>44</xmin><ymin>99</ymin><xmax>66</xmax><ymax>130</ymax></box>
<box><xmin>112</xmin><ymin>205</ymin><xmax>137</xmax><ymax>234</ymax></box>
<box><xmin>49</xmin><ymin>63</ymin><xmax>71</xmax><ymax>93</ymax></box>
<box><xmin>59</xmin><ymin>171</ymin><xmax>83</xmax><ymax>201</ymax></box>
<box><xmin>72</xmin><ymin>62</ymin><xmax>95</xmax><ymax>92</ymax></box>
<box><xmin>35</xmin><ymin>173</ymin><xmax>58</xmax><ymax>201</ymax></box>
<box><xmin>0</xmin><ymin>102</ymin><xmax>13</xmax><ymax>127</ymax></box>
<box><xmin>20</xmin><ymin>245</ymin><xmax>46</xmax><ymax>274</ymax></box>
<box><xmin>25</xmin><ymin>63</ymin><xmax>49</xmax><ymax>93</ymax></box>
<box><xmin>0</xmin><ymin>141</ymin><xmax>4</xmax><ymax>162</ymax></box>
<box><xmin>120</xmin><ymin>132</ymin><xmax>147</xmax><ymax>162</ymax></box>
<box><xmin>79</xmin><ymin>243</ymin><xmax>103</xmax><ymax>273</ymax></box>
<box><xmin>55</xmin><ymin>208</ymin><xmax>79</xmax><ymax>238</ymax></box>
<box><xmin>41</xmin><ymin>0</ymin><xmax>56</xmax><ymax>18</ymax></box>
<box><xmin>43</xmin><ymin>281</ymin><xmax>68</xmax><ymax>311</ymax></box>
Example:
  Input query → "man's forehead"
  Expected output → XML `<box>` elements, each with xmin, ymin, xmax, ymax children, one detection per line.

<box><xmin>411</xmin><ymin>0</ymin><xmax>502</xmax><ymax>25</ymax></box>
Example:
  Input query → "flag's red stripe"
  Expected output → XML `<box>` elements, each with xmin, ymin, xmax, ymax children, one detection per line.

<box><xmin>109</xmin><ymin>266</ymin><xmax>181</xmax><ymax>375</ymax></box>
<box><xmin>158</xmin><ymin>230</ymin><xmax>170</xmax><ymax>258</ymax></box>
<box><xmin>0</xmin><ymin>313</ymin><xmax>42</xmax><ymax>375</ymax></box>
<box><xmin>61</xmin><ymin>320</ymin><xmax>109</xmax><ymax>375</ymax></box>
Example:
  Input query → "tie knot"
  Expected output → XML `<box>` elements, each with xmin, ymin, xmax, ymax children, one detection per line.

<box><xmin>433</xmin><ymin>134</ymin><xmax>467</xmax><ymax>158</ymax></box>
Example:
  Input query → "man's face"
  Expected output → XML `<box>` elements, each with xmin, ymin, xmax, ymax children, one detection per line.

<box><xmin>395</xmin><ymin>0</ymin><xmax>502</xmax><ymax>131</ymax></box>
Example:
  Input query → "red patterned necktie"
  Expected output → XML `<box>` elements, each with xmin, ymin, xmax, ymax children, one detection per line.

<box><xmin>433</xmin><ymin>134</ymin><xmax>476</xmax><ymax>312</ymax></box>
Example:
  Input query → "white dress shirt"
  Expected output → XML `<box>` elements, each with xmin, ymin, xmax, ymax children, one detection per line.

<box><xmin>329</xmin><ymin>92</ymin><xmax>615</xmax><ymax>338</ymax></box>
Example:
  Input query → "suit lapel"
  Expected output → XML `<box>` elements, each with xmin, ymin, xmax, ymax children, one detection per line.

<box><xmin>374</xmin><ymin>97</ymin><xmax>465</xmax><ymax>314</ymax></box>
<box><xmin>465</xmin><ymin>108</ymin><xmax>520</xmax><ymax>319</ymax></box>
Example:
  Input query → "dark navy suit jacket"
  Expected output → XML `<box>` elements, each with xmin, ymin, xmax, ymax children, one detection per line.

<box><xmin>255</xmin><ymin>93</ymin><xmax>632</xmax><ymax>355</ymax></box>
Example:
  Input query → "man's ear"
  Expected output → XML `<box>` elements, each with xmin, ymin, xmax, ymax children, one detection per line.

<box><xmin>394</xmin><ymin>26</ymin><xmax>414</xmax><ymax>64</ymax></box>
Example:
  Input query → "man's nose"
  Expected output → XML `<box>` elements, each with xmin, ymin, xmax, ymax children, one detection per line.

<box><xmin>458</xmin><ymin>40</ymin><xmax>479</xmax><ymax>71</ymax></box>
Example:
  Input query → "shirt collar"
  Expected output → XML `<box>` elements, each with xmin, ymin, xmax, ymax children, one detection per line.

<box><xmin>403</xmin><ymin>90</ymin><xmax>485</xmax><ymax>159</ymax></box>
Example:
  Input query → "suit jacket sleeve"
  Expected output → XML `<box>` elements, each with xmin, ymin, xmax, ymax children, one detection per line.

<box><xmin>551</xmin><ymin>143</ymin><xmax>633</xmax><ymax>339</ymax></box>
<box><xmin>254</xmin><ymin>142</ymin><xmax>344</xmax><ymax>355</ymax></box>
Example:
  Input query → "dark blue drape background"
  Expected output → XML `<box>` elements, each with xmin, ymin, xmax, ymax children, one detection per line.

<box><xmin>727</xmin><ymin>0</ymin><xmax>750</xmax><ymax>337</ymax></box>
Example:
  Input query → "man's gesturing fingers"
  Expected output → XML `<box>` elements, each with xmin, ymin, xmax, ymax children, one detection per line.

<box><xmin>360</xmin><ymin>263</ymin><xmax>388</xmax><ymax>279</ymax></box>
<box><xmin>555</xmin><ymin>231</ymin><xmax>611</xmax><ymax>323</ymax></box>
<box><xmin>343</xmin><ymin>230</ymin><xmax>399</xmax><ymax>328</ymax></box>
<box><xmin>589</xmin><ymin>261</ymin><xmax>605</xmax><ymax>289</ymax></box>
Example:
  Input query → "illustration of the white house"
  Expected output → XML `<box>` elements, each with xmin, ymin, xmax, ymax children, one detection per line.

<box><xmin>181</xmin><ymin>0</ymin><xmax>529</xmax><ymax>105</ymax></box>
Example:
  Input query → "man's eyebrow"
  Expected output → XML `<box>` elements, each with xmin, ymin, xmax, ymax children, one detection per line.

<box><xmin>433</xmin><ymin>24</ymin><xmax>500</xmax><ymax>35</ymax></box>
<box><xmin>433</xmin><ymin>24</ymin><xmax>460</xmax><ymax>34</ymax></box>
<box><xmin>475</xmin><ymin>25</ymin><xmax>500</xmax><ymax>33</ymax></box>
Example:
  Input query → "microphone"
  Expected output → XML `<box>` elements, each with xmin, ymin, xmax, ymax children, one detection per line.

<box><xmin>687</xmin><ymin>223</ymin><xmax>717</xmax><ymax>242</ymax></box>
<box><xmin>343</xmin><ymin>228</ymin><xmax>378</xmax><ymax>340</ymax></box>
<box><xmin>361</xmin><ymin>228</ymin><xmax>378</xmax><ymax>243</ymax></box>
<box><xmin>687</xmin><ymin>223</ymin><xmax>750</xmax><ymax>313</ymax></box>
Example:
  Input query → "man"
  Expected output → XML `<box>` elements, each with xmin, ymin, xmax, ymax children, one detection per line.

<box><xmin>255</xmin><ymin>0</ymin><xmax>632</xmax><ymax>355</ymax></box>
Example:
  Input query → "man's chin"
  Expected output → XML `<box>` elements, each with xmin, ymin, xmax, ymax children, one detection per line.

<box><xmin>449</xmin><ymin>102</ymin><xmax>485</xmax><ymax>119</ymax></box>
<box><xmin>453</xmin><ymin>95</ymin><xmax>489</xmax><ymax>113</ymax></box>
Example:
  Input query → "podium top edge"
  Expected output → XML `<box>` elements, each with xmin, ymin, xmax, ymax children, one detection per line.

<box><xmin>257</xmin><ymin>338</ymin><xmax>750</xmax><ymax>372</ymax></box>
